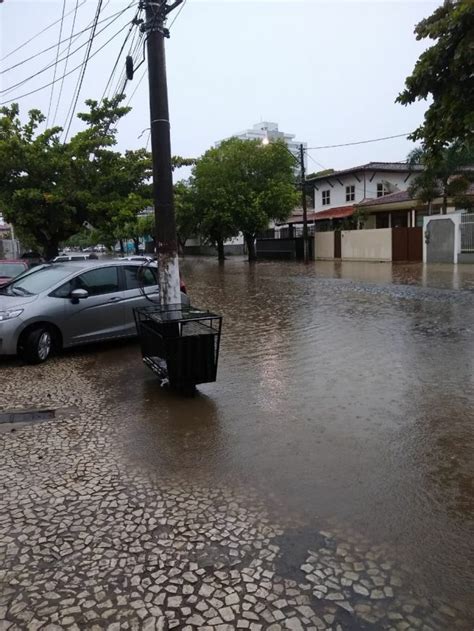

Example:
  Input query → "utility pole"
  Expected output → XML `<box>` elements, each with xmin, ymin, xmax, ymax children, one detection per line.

<box><xmin>143</xmin><ymin>0</ymin><xmax>183</xmax><ymax>307</ymax></box>
<box><xmin>299</xmin><ymin>143</ymin><xmax>309</xmax><ymax>263</ymax></box>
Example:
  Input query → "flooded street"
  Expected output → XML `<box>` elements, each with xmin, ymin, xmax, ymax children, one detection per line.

<box><xmin>115</xmin><ymin>260</ymin><xmax>474</xmax><ymax>604</ymax></box>
<box><xmin>1</xmin><ymin>258</ymin><xmax>473</xmax><ymax>629</ymax></box>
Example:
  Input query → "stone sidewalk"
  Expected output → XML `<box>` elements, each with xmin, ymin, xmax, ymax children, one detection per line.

<box><xmin>0</xmin><ymin>355</ymin><xmax>470</xmax><ymax>630</ymax></box>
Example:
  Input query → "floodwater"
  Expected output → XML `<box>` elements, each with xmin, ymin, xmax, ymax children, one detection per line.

<box><xmin>103</xmin><ymin>259</ymin><xmax>473</xmax><ymax>618</ymax></box>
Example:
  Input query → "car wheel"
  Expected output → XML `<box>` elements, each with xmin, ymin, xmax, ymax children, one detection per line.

<box><xmin>20</xmin><ymin>326</ymin><xmax>54</xmax><ymax>364</ymax></box>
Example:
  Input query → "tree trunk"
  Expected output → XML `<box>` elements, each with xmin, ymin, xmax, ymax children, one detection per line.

<box><xmin>133</xmin><ymin>237</ymin><xmax>140</xmax><ymax>255</ymax></box>
<box><xmin>245</xmin><ymin>234</ymin><xmax>257</xmax><ymax>262</ymax></box>
<box><xmin>45</xmin><ymin>241</ymin><xmax>59</xmax><ymax>260</ymax></box>
<box><xmin>217</xmin><ymin>239</ymin><xmax>225</xmax><ymax>261</ymax></box>
<box><xmin>119</xmin><ymin>239</ymin><xmax>125</xmax><ymax>255</ymax></box>
<box><xmin>442</xmin><ymin>193</ymin><xmax>448</xmax><ymax>215</ymax></box>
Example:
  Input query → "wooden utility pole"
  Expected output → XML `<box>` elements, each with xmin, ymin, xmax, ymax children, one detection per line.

<box><xmin>144</xmin><ymin>0</ymin><xmax>182</xmax><ymax>306</ymax></box>
<box><xmin>299</xmin><ymin>143</ymin><xmax>309</xmax><ymax>263</ymax></box>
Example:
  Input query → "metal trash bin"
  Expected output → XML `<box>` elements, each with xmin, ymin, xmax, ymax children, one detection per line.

<box><xmin>133</xmin><ymin>305</ymin><xmax>223</xmax><ymax>390</ymax></box>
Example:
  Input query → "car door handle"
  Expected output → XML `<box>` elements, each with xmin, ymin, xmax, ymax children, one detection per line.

<box><xmin>108</xmin><ymin>296</ymin><xmax>122</xmax><ymax>302</ymax></box>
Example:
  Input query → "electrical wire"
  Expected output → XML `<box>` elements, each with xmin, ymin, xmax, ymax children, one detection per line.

<box><xmin>52</xmin><ymin>0</ymin><xmax>80</xmax><ymax>127</ymax></box>
<box><xmin>99</xmin><ymin>9</ymin><xmax>140</xmax><ymax>104</ymax></box>
<box><xmin>1</xmin><ymin>2</ymin><xmax>126</xmax><ymax>75</ymax></box>
<box><xmin>0</xmin><ymin>0</ymin><xmax>87</xmax><ymax>62</ymax></box>
<box><xmin>126</xmin><ymin>66</ymin><xmax>146</xmax><ymax>107</ymax></box>
<box><xmin>0</xmin><ymin>22</ymin><xmax>130</xmax><ymax>106</ymax></box>
<box><xmin>62</xmin><ymin>0</ymin><xmax>105</xmax><ymax>141</ymax></box>
<box><xmin>1</xmin><ymin>4</ymin><xmax>134</xmax><ymax>95</ymax></box>
<box><xmin>45</xmin><ymin>0</ymin><xmax>67</xmax><ymax>128</ymax></box>
<box><xmin>306</xmin><ymin>133</ymin><xmax>412</xmax><ymax>150</ymax></box>
<box><xmin>168</xmin><ymin>0</ymin><xmax>186</xmax><ymax>30</ymax></box>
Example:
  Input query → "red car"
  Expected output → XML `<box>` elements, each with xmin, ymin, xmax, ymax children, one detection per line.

<box><xmin>0</xmin><ymin>260</ymin><xmax>29</xmax><ymax>287</ymax></box>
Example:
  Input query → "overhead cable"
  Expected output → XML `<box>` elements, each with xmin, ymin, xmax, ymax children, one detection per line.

<box><xmin>1</xmin><ymin>3</ymin><xmax>128</xmax><ymax>75</ymax></box>
<box><xmin>1</xmin><ymin>3</ymin><xmax>134</xmax><ymax>95</ymax></box>
<box><xmin>51</xmin><ymin>0</ymin><xmax>80</xmax><ymax>127</ymax></box>
<box><xmin>45</xmin><ymin>0</ymin><xmax>67</xmax><ymax>127</ymax></box>
<box><xmin>306</xmin><ymin>133</ymin><xmax>412</xmax><ymax>150</ymax></box>
<box><xmin>0</xmin><ymin>22</ymin><xmax>129</xmax><ymax>106</ymax></box>
<box><xmin>0</xmin><ymin>0</ymin><xmax>87</xmax><ymax>62</ymax></box>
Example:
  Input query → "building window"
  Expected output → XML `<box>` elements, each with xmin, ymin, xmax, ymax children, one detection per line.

<box><xmin>345</xmin><ymin>185</ymin><xmax>355</xmax><ymax>202</ymax></box>
<box><xmin>322</xmin><ymin>190</ymin><xmax>330</xmax><ymax>206</ymax></box>
<box><xmin>377</xmin><ymin>182</ymin><xmax>389</xmax><ymax>197</ymax></box>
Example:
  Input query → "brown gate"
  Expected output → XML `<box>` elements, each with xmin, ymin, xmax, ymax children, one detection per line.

<box><xmin>407</xmin><ymin>227</ymin><xmax>422</xmax><ymax>261</ymax></box>
<box><xmin>334</xmin><ymin>231</ymin><xmax>341</xmax><ymax>259</ymax></box>
<box><xmin>392</xmin><ymin>228</ymin><xmax>422</xmax><ymax>261</ymax></box>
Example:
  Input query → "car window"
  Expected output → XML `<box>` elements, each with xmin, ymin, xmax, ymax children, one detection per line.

<box><xmin>123</xmin><ymin>265</ymin><xmax>157</xmax><ymax>290</ymax></box>
<box><xmin>6</xmin><ymin>265</ymin><xmax>74</xmax><ymax>296</ymax></box>
<box><xmin>74</xmin><ymin>266</ymin><xmax>119</xmax><ymax>296</ymax></box>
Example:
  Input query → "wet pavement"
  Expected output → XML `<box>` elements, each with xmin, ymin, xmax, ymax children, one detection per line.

<box><xmin>1</xmin><ymin>259</ymin><xmax>473</xmax><ymax>630</ymax></box>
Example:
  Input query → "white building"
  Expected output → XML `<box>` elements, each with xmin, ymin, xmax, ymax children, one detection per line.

<box><xmin>308</xmin><ymin>162</ymin><xmax>423</xmax><ymax>215</ymax></box>
<box><xmin>217</xmin><ymin>121</ymin><xmax>307</xmax><ymax>169</ymax></box>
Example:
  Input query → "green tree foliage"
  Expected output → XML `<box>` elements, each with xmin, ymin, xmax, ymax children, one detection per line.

<box><xmin>0</xmin><ymin>96</ymin><xmax>150</xmax><ymax>258</ymax></box>
<box><xmin>174</xmin><ymin>181</ymin><xmax>199</xmax><ymax>252</ymax></box>
<box><xmin>407</xmin><ymin>143</ymin><xmax>474</xmax><ymax>213</ymax></box>
<box><xmin>192</xmin><ymin>138</ymin><xmax>298</xmax><ymax>261</ymax></box>
<box><xmin>397</xmin><ymin>1</ymin><xmax>474</xmax><ymax>153</ymax></box>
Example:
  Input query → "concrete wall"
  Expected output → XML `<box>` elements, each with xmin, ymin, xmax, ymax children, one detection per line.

<box><xmin>315</xmin><ymin>232</ymin><xmax>335</xmax><ymax>259</ymax></box>
<box><xmin>341</xmin><ymin>228</ymin><xmax>392</xmax><ymax>261</ymax></box>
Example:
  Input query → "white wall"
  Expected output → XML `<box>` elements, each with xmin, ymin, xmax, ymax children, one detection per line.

<box><xmin>315</xmin><ymin>232</ymin><xmax>335</xmax><ymax>259</ymax></box>
<box><xmin>312</xmin><ymin>171</ymin><xmax>414</xmax><ymax>212</ymax></box>
<box><xmin>341</xmin><ymin>228</ymin><xmax>392</xmax><ymax>261</ymax></box>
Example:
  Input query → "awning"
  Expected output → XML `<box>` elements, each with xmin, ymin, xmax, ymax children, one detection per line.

<box><xmin>313</xmin><ymin>206</ymin><xmax>355</xmax><ymax>220</ymax></box>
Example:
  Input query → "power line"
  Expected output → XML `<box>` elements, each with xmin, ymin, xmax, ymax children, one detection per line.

<box><xmin>126</xmin><ymin>66</ymin><xmax>146</xmax><ymax>107</ymax></box>
<box><xmin>0</xmin><ymin>22</ymin><xmax>129</xmax><ymax>106</ymax></box>
<box><xmin>306</xmin><ymin>132</ymin><xmax>412</xmax><ymax>150</ymax></box>
<box><xmin>100</xmin><ymin>10</ymin><xmax>142</xmax><ymax>104</ymax></box>
<box><xmin>306</xmin><ymin>151</ymin><xmax>327</xmax><ymax>171</ymax></box>
<box><xmin>168</xmin><ymin>0</ymin><xmax>187</xmax><ymax>29</ymax></box>
<box><xmin>46</xmin><ymin>0</ymin><xmax>67</xmax><ymax>128</ymax></box>
<box><xmin>52</xmin><ymin>0</ymin><xmax>80</xmax><ymax>127</ymax></box>
<box><xmin>62</xmin><ymin>0</ymin><xmax>105</xmax><ymax>141</ymax></box>
<box><xmin>0</xmin><ymin>0</ymin><xmax>87</xmax><ymax>62</ymax></box>
<box><xmin>1</xmin><ymin>4</ymin><xmax>134</xmax><ymax>95</ymax></box>
<box><xmin>1</xmin><ymin>3</ymin><xmax>127</xmax><ymax>75</ymax></box>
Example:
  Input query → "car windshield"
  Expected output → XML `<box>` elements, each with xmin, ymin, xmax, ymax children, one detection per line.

<box><xmin>3</xmin><ymin>265</ymin><xmax>74</xmax><ymax>296</ymax></box>
<box><xmin>0</xmin><ymin>262</ymin><xmax>26</xmax><ymax>277</ymax></box>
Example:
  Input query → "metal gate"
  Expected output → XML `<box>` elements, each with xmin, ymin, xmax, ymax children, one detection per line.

<box><xmin>461</xmin><ymin>213</ymin><xmax>474</xmax><ymax>252</ymax></box>
<box><xmin>392</xmin><ymin>227</ymin><xmax>422</xmax><ymax>261</ymax></box>
<box><xmin>426</xmin><ymin>218</ymin><xmax>455</xmax><ymax>263</ymax></box>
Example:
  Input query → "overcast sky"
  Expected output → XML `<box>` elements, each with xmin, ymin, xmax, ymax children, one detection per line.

<box><xmin>1</xmin><ymin>0</ymin><xmax>439</xmax><ymax>178</ymax></box>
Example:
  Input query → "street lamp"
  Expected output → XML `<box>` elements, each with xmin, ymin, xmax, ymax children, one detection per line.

<box><xmin>262</xmin><ymin>135</ymin><xmax>310</xmax><ymax>263</ymax></box>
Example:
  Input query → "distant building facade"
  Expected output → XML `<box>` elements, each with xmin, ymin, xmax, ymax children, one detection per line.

<box><xmin>217</xmin><ymin>121</ymin><xmax>307</xmax><ymax>169</ymax></box>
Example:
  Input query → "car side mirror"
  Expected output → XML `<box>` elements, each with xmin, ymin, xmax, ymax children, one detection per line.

<box><xmin>70</xmin><ymin>288</ymin><xmax>88</xmax><ymax>303</ymax></box>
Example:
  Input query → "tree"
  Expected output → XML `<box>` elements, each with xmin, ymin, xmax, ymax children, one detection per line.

<box><xmin>397</xmin><ymin>1</ymin><xmax>474</xmax><ymax>153</ymax></box>
<box><xmin>174</xmin><ymin>181</ymin><xmax>199</xmax><ymax>253</ymax></box>
<box><xmin>0</xmin><ymin>96</ymin><xmax>149</xmax><ymax>258</ymax></box>
<box><xmin>192</xmin><ymin>138</ymin><xmax>298</xmax><ymax>261</ymax></box>
<box><xmin>407</xmin><ymin>143</ymin><xmax>474</xmax><ymax>213</ymax></box>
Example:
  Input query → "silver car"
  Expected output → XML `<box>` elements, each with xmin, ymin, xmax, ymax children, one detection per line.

<box><xmin>0</xmin><ymin>260</ymin><xmax>189</xmax><ymax>364</ymax></box>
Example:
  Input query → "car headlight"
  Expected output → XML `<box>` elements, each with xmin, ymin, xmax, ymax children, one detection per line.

<box><xmin>0</xmin><ymin>309</ymin><xmax>23</xmax><ymax>322</ymax></box>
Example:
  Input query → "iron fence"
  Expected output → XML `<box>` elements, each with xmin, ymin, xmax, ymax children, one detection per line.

<box><xmin>461</xmin><ymin>213</ymin><xmax>474</xmax><ymax>252</ymax></box>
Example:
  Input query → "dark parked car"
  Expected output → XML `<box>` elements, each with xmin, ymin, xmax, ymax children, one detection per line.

<box><xmin>0</xmin><ymin>260</ymin><xmax>189</xmax><ymax>363</ymax></box>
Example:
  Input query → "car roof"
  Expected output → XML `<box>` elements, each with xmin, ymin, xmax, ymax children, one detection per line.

<box><xmin>49</xmin><ymin>259</ymin><xmax>157</xmax><ymax>272</ymax></box>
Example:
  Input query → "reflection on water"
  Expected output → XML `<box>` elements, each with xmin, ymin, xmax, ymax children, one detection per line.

<box><xmin>110</xmin><ymin>258</ymin><xmax>473</xmax><ymax>610</ymax></box>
